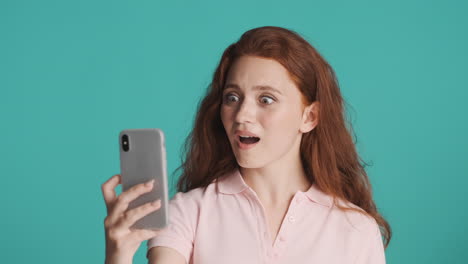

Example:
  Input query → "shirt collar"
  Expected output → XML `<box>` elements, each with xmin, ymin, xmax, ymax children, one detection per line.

<box><xmin>216</xmin><ymin>168</ymin><xmax>333</xmax><ymax>208</ymax></box>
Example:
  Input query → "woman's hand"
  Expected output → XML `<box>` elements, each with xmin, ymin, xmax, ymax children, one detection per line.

<box><xmin>102</xmin><ymin>174</ymin><xmax>163</xmax><ymax>264</ymax></box>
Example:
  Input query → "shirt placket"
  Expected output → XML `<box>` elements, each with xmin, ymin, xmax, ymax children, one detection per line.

<box><xmin>248</xmin><ymin>188</ymin><xmax>306</xmax><ymax>264</ymax></box>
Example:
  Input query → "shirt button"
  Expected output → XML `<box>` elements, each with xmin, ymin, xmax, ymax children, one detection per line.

<box><xmin>279</xmin><ymin>235</ymin><xmax>286</xmax><ymax>242</ymax></box>
<box><xmin>288</xmin><ymin>215</ymin><xmax>296</xmax><ymax>223</ymax></box>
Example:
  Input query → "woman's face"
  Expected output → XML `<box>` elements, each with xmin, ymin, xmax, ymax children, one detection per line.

<box><xmin>220</xmin><ymin>55</ymin><xmax>317</xmax><ymax>168</ymax></box>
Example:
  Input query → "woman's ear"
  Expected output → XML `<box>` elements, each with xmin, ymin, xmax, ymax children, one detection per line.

<box><xmin>299</xmin><ymin>101</ymin><xmax>319</xmax><ymax>133</ymax></box>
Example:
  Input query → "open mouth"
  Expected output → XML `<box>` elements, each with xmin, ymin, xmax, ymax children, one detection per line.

<box><xmin>239</xmin><ymin>136</ymin><xmax>260</xmax><ymax>144</ymax></box>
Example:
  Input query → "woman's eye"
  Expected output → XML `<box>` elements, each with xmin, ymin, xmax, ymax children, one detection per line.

<box><xmin>224</xmin><ymin>94</ymin><xmax>239</xmax><ymax>103</ymax></box>
<box><xmin>260</xmin><ymin>96</ymin><xmax>275</xmax><ymax>105</ymax></box>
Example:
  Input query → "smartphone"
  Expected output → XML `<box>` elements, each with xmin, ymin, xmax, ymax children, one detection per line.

<box><xmin>119</xmin><ymin>128</ymin><xmax>169</xmax><ymax>230</ymax></box>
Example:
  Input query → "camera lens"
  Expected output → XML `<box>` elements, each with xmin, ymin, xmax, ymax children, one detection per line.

<box><xmin>122</xmin><ymin>134</ymin><xmax>129</xmax><ymax>152</ymax></box>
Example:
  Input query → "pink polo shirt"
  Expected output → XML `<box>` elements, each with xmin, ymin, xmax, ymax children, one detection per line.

<box><xmin>147</xmin><ymin>168</ymin><xmax>386</xmax><ymax>264</ymax></box>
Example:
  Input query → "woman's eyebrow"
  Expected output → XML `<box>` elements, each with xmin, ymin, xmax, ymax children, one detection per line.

<box><xmin>224</xmin><ymin>83</ymin><xmax>283</xmax><ymax>95</ymax></box>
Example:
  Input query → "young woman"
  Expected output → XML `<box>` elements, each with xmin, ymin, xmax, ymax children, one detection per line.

<box><xmin>102</xmin><ymin>26</ymin><xmax>391</xmax><ymax>264</ymax></box>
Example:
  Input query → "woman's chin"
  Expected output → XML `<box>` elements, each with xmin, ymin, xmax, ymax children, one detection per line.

<box><xmin>235</xmin><ymin>156</ymin><xmax>266</xmax><ymax>169</ymax></box>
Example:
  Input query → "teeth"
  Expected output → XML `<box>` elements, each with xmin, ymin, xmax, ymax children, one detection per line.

<box><xmin>240</xmin><ymin>135</ymin><xmax>256</xmax><ymax>138</ymax></box>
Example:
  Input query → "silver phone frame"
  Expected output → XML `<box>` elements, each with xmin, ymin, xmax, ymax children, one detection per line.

<box><xmin>119</xmin><ymin>128</ymin><xmax>169</xmax><ymax>230</ymax></box>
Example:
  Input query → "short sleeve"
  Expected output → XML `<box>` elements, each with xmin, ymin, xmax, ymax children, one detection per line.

<box><xmin>146</xmin><ymin>191</ymin><xmax>197</xmax><ymax>263</ymax></box>
<box><xmin>353</xmin><ymin>219</ymin><xmax>386</xmax><ymax>264</ymax></box>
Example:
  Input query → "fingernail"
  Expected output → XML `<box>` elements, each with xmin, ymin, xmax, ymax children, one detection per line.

<box><xmin>146</xmin><ymin>179</ymin><xmax>155</xmax><ymax>186</ymax></box>
<box><xmin>152</xmin><ymin>200</ymin><xmax>161</xmax><ymax>206</ymax></box>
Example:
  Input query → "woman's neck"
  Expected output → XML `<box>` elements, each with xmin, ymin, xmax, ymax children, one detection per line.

<box><xmin>239</xmin><ymin>150</ymin><xmax>312</xmax><ymax>208</ymax></box>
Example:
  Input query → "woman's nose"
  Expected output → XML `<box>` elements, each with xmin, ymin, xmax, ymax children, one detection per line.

<box><xmin>235</xmin><ymin>100</ymin><xmax>256</xmax><ymax>124</ymax></box>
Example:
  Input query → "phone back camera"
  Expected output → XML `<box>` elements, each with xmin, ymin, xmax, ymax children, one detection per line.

<box><xmin>122</xmin><ymin>134</ymin><xmax>129</xmax><ymax>152</ymax></box>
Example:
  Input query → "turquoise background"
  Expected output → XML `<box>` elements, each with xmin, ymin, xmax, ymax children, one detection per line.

<box><xmin>1</xmin><ymin>0</ymin><xmax>467</xmax><ymax>263</ymax></box>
